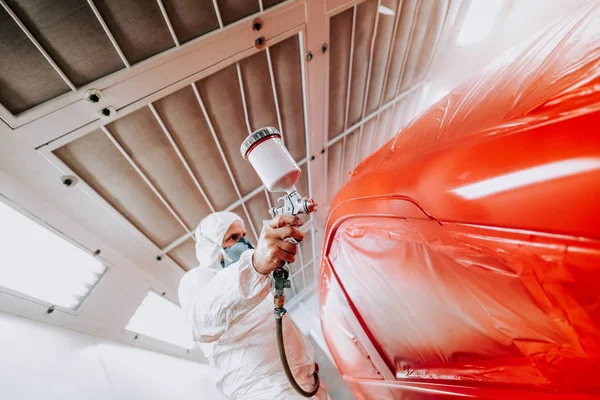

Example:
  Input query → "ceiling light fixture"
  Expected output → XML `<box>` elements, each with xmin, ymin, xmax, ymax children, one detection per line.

<box><xmin>125</xmin><ymin>291</ymin><xmax>195</xmax><ymax>350</ymax></box>
<box><xmin>0</xmin><ymin>198</ymin><xmax>106</xmax><ymax>310</ymax></box>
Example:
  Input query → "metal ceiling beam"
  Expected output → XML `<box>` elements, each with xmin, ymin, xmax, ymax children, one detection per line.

<box><xmin>395</xmin><ymin>0</ymin><xmax>421</xmax><ymax>96</ymax></box>
<box><xmin>355</xmin><ymin>0</ymin><xmax>382</xmax><ymax>168</ymax></box>
<box><xmin>234</xmin><ymin>62</ymin><xmax>260</xmax><ymax>240</ymax></box>
<box><xmin>265</xmin><ymin>48</ymin><xmax>285</xmax><ymax>141</ymax></box>
<box><xmin>157</xmin><ymin>0</ymin><xmax>180</xmax><ymax>47</ymax></box>
<box><xmin>327</xmin><ymin>81</ymin><xmax>425</xmax><ymax>148</ymax></box>
<box><xmin>211</xmin><ymin>0</ymin><xmax>224</xmax><ymax>29</ymax></box>
<box><xmin>86</xmin><ymin>0</ymin><xmax>131</xmax><ymax>68</ymax></box>
<box><xmin>101</xmin><ymin>126</ymin><xmax>192</xmax><ymax>234</ymax></box>
<box><xmin>148</xmin><ymin>103</ymin><xmax>216</xmax><ymax>214</ymax></box>
<box><xmin>343</xmin><ymin>5</ymin><xmax>357</xmax><ymax>134</ymax></box>
<box><xmin>236</xmin><ymin>62</ymin><xmax>254</xmax><ymax>136</ymax></box>
<box><xmin>192</xmin><ymin>82</ymin><xmax>259</xmax><ymax>242</ymax></box>
<box><xmin>0</xmin><ymin>0</ymin><xmax>76</xmax><ymax>91</ymax></box>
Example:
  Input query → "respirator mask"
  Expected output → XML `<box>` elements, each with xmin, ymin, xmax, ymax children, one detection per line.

<box><xmin>222</xmin><ymin>237</ymin><xmax>254</xmax><ymax>268</ymax></box>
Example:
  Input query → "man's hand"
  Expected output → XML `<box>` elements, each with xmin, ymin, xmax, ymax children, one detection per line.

<box><xmin>252</xmin><ymin>215</ymin><xmax>304</xmax><ymax>275</ymax></box>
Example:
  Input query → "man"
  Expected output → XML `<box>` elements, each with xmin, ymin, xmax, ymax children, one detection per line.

<box><xmin>179</xmin><ymin>211</ymin><xmax>329</xmax><ymax>400</ymax></box>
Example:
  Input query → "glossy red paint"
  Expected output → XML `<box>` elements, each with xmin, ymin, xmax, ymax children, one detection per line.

<box><xmin>320</xmin><ymin>3</ymin><xmax>600</xmax><ymax>399</ymax></box>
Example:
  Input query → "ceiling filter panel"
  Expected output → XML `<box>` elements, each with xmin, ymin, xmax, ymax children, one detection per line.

<box><xmin>269</xmin><ymin>34</ymin><xmax>307</xmax><ymax>162</ymax></box>
<box><xmin>161</xmin><ymin>0</ymin><xmax>220</xmax><ymax>44</ymax></box>
<box><xmin>217</xmin><ymin>0</ymin><xmax>260</xmax><ymax>26</ymax></box>
<box><xmin>54</xmin><ymin>129</ymin><xmax>186</xmax><ymax>249</ymax></box>
<box><xmin>152</xmin><ymin>86</ymin><xmax>238</xmax><ymax>211</ymax></box>
<box><xmin>53</xmin><ymin>34</ymin><xmax>307</xmax><ymax>271</ymax></box>
<box><xmin>3</xmin><ymin>0</ymin><xmax>124</xmax><ymax>87</ymax></box>
<box><xmin>0</xmin><ymin>6</ymin><xmax>70</xmax><ymax>113</ymax></box>
<box><xmin>92</xmin><ymin>0</ymin><xmax>175</xmax><ymax>65</ymax></box>
<box><xmin>325</xmin><ymin>0</ymin><xmax>458</xmax><ymax>205</ymax></box>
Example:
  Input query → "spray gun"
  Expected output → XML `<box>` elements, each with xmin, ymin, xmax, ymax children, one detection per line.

<box><xmin>241</xmin><ymin>127</ymin><xmax>320</xmax><ymax>398</ymax></box>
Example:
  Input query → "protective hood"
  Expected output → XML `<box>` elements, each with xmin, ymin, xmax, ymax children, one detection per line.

<box><xmin>195</xmin><ymin>211</ymin><xmax>243</xmax><ymax>272</ymax></box>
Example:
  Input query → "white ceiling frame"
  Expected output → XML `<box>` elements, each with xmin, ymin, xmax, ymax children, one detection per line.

<box><xmin>4</xmin><ymin>1</ymin><xmax>304</xmax><ymax>133</ymax></box>
<box><xmin>326</xmin><ymin>0</ymin><xmax>366</xmax><ymax>15</ymax></box>
<box><xmin>265</xmin><ymin>48</ymin><xmax>285</xmax><ymax>140</ymax></box>
<box><xmin>327</xmin><ymin>81</ymin><xmax>425</xmax><ymax>148</ymax></box>
<box><xmin>331</xmin><ymin>4</ymin><xmax>356</xmax><ymax>205</ymax></box>
<box><xmin>101</xmin><ymin>125</ymin><xmax>192</xmax><ymax>234</ymax></box>
<box><xmin>36</xmin><ymin>149</ymin><xmax>186</xmax><ymax>277</ymax></box>
<box><xmin>211</xmin><ymin>0</ymin><xmax>224</xmax><ymax>29</ymax></box>
<box><xmin>343</xmin><ymin>6</ymin><xmax>357</xmax><ymax>135</ymax></box>
<box><xmin>192</xmin><ymin>83</ymin><xmax>260</xmax><ymax>243</ymax></box>
<box><xmin>297</xmin><ymin>28</ymin><xmax>320</xmax><ymax>279</ymax></box>
<box><xmin>354</xmin><ymin>0</ymin><xmax>382</xmax><ymax>168</ymax></box>
<box><xmin>394</xmin><ymin>0</ymin><xmax>421</xmax><ymax>100</ymax></box>
<box><xmin>233</xmin><ymin>62</ymin><xmax>260</xmax><ymax>240</ymax></box>
<box><xmin>236</xmin><ymin>62</ymin><xmax>254</xmax><ymax>136</ymax></box>
<box><xmin>148</xmin><ymin>103</ymin><xmax>216</xmax><ymax>214</ymax></box>
<box><xmin>235</xmin><ymin>55</ymin><xmax>278</xmax><ymax>214</ymax></box>
<box><xmin>338</xmin><ymin>136</ymin><xmax>347</xmax><ymax>188</ymax></box>
<box><xmin>86</xmin><ymin>0</ymin><xmax>131</xmax><ymax>68</ymax></box>
<box><xmin>156</xmin><ymin>0</ymin><xmax>181</xmax><ymax>47</ymax></box>
<box><xmin>297</xmin><ymin>242</ymin><xmax>307</xmax><ymax>292</ymax></box>
<box><xmin>32</xmin><ymin>21</ymin><xmax>311</xmax><ymax>273</ymax></box>
<box><xmin>302</xmin><ymin>0</ymin><xmax>330</xmax><ymax>269</ymax></box>
<box><xmin>0</xmin><ymin>0</ymin><xmax>76</xmax><ymax>92</ymax></box>
<box><xmin>39</xmin><ymin>27</ymin><xmax>306</xmax><ymax>154</ymax></box>
<box><xmin>362</xmin><ymin>0</ymin><xmax>402</xmax><ymax>160</ymax></box>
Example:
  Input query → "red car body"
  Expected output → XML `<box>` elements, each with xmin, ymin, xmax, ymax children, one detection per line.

<box><xmin>319</xmin><ymin>3</ymin><xmax>600</xmax><ymax>399</ymax></box>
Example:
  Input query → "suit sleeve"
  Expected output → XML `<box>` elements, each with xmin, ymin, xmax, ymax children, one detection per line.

<box><xmin>178</xmin><ymin>249</ymin><xmax>271</xmax><ymax>343</ymax></box>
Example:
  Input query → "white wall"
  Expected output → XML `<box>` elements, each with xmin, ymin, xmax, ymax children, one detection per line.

<box><xmin>0</xmin><ymin>311</ymin><xmax>224</xmax><ymax>400</ymax></box>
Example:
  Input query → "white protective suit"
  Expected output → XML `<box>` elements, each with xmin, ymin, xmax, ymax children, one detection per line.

<box><xmin>178</xmin><ymin>212</ymin><xmax>328</xmax><ymax>400</ymax></box>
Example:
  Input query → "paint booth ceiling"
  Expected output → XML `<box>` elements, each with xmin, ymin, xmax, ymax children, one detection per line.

<box><xmin>0</xmin><ymin>0</ymin><xmax>466</xmax><ymax>301</ymax></box>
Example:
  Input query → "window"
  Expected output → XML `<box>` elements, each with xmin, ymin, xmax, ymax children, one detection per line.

<box><xmin>125</xmin><ymin>291</ymin><xmax>195</xmax><ymax>350</ymax></box>
<box><xmin>0</xmin><ymin>198</ymin><xmax>106</xmax><ymax>310</ymax></box>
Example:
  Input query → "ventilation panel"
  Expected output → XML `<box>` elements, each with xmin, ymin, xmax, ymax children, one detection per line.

<box><xmin>0</xmin><ymin>0</ymin><xmax>274</xmax><ymax>116</ymax></box>
<box><xmin>53</xmin><ymin>34</ymin><xmax>311</xmax><ymax>274</ymax></box>
<box><xmin>364</xmin><ymin>0</ymin><xmax>401</xmax><ymax>116</ymax></box>
<box><xmin>326</xmin><ymin>0</ymin><xmax>461</xmax><ymax>205</ymax></box>
<box><xmin>4</xmin><ymin>0</ymin><xmax>124</xmax><ymax>87</ymax></box>
<box><xmin>168</xmin><ymin>240</ymin><xmax>198</xmax><ymax>271</ymax></box>
<box><xmin>54</xmin><ymin>129</ymin><xmax>186</xmax><ymax>248</ymax></box>
<box><xmin>239</xmin><ymin>51</ymin><xmax>280</xmax><ymax>132</ymax></box>
<box><xmin>92</xmin><ymin>0</ymin><xmax>175</xmax><ymax>65</ymax></box>
<box><xmin>161</xmin><ymin>0</ymin><xmax>220</xmax><ymax>44</ymax></box>
<box><xmin>263</xmin><ymin>0</ymin><xmax>287</xmax><ymax>9</ymax></box>
<box><xmin>341</xmin><ymin>130</ymin><xmax>360</xmax><ymax>186</ymax></box>
<box><xmin>327</xmin><ymin>7</ymin><xmax>353</xmax><ymax>141</ymax></box>
<box><xmin>346</xmin><ymin>0</ymin><xmax>378</xmax><ymax>128</ymax></box>
<box><xmin>217</xmin><ymin>0</ymin><xmax>260</xmax><ymax>26</ymax></box>
<box><xmin>105</xmin><ymin>106</ymin><xmax>212</xmax><ymax>230</ymax></box>
<box><xmin>195</xmin><ymin>64</ymin><xmax>262</xmax><ymax>197</ymax></box>
<box><xmin>0</xmin><ymin>6</ymin><xmax>70</xmax><ymax>113</ymax></box>
<box><xmin>152</xmin><ymin>85</ymin><xmax>237</xmax><ymax>211</ymax></box>
<box><xmin>269</xmin><ymin>35</ymin><xmax>307</xmax><ymax>162</ymax></box>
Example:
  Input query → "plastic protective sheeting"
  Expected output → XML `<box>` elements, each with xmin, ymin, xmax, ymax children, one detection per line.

<box><xmin>321</xmin><ymin>2</ymin><xmax>600</xmax><ymax>399</ymax></box>
<box><xmin>327</xmin><ymin>217</ymin><xmax>600</xmax><ymax>395</ymax></box>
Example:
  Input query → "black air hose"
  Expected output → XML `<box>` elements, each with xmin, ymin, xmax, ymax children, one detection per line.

<box><xmin>275</xmin><ymin>316</ymin><xmax>320</xmax><ymax>397</ymax></box>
